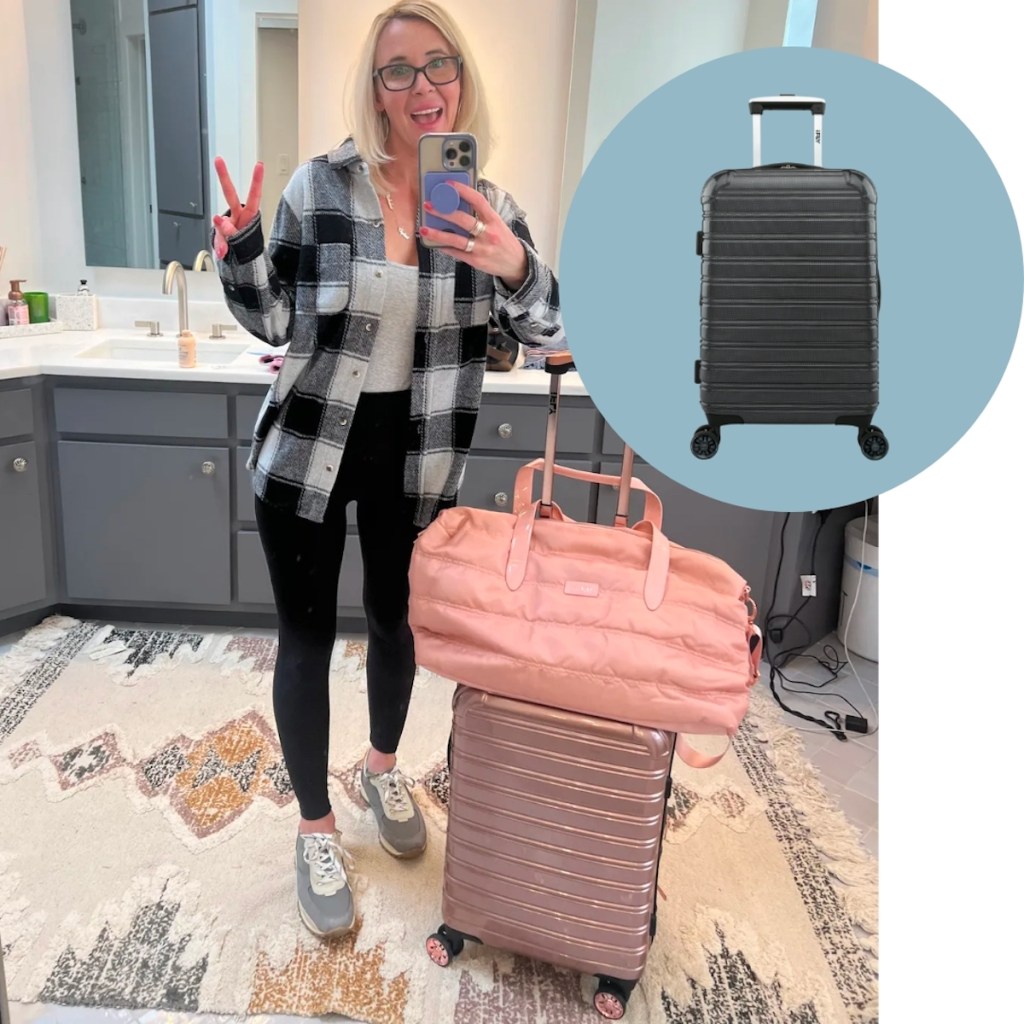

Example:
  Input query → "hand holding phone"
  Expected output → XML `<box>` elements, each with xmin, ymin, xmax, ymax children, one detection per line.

<box><xmin>416</xmin><ymin>131</ymin><xmax>529</xmax><ymax>289</ymax></box>
<box><xmin>418</xmin><ymin>133</ymin><xmax>477</xmax><ymax>246</ymax></box>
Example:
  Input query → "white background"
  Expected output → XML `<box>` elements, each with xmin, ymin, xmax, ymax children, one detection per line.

<box><xmin>880</xmin><ymin>1</ymin><xmax>1022</xmax><ymax>1017</ymax></box>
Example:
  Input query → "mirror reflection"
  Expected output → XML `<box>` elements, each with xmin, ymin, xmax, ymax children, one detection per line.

<box><xmin>70</xmin><ymin>0</ymin><xmax>299</xmax><ymax>270</ymax></box>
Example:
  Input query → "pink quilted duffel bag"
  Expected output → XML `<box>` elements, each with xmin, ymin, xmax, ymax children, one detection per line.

<box><xmin>408</xmin><ymin>459</ymin><xmax>762</xmax><ymax>768</ymax></box>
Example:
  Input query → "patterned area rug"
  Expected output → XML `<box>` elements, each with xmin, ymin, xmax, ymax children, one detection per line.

<box><xmin>0</xmin><ymin>617</ymin><xmax>878</xmax><ymax>1023</ymax></box>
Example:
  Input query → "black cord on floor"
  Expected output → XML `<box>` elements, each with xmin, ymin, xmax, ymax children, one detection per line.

<box><xmin>762</xmin><ymin>513</ymin><xmax>867</xmax><ymax>740</ymax></box>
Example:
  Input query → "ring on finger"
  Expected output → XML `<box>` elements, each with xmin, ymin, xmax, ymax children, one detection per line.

<box><xmin>471</xmin><ymin>219</ymin><xmax>487</xmax><ymax>237</ymax></box>
<box><xmin>464</xmin><ymin>237</ymin><xmax>475</xmax><ymax>253</ymax></box>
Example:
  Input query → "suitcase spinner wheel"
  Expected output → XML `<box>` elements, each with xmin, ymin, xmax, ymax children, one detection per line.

<box><xmin>858</xmin><ymin>425</ymin><xmax>889</xmax><ymax>460</ymax></box>
<box><xmin>690</xmin><ymin>424</ymin><xmax>720</xmax><ymax>459</ymax></box>
<box><xmin>425</xmin><ymin>923</ymin><xmax>465</xmax><ymax>967</ymax></box>
<box><xmin>594</xmin><ymin>976</ymin><xmax>636</xmax><ymax>1019</ymax></box>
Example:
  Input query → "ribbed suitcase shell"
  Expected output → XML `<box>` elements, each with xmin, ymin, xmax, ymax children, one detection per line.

<box><xmin>698</xmin><ymin>166</ymin><xmax>879</xmax><ymax>424</ymax></box>
<box><xmin>441</xmin><ymin>686</ymin><xmax>674</xmax><ymax>981</ymax></box>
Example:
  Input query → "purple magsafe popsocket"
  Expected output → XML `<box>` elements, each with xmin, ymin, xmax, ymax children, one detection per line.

<box><xmin>429</xmin><ymin>181</ymin><xmax>462</xmax><ymax>214</ymax></box>
<box><xmin>423</xmin><ymin>171</ymin><xmax>472</xmax><ymax>235</ymax></box>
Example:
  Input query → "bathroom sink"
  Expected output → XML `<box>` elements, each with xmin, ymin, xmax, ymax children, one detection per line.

<box><xmin>75</xmin><ymin>337</ymin><xmax>250</xmax><ymax>365</ymax></box>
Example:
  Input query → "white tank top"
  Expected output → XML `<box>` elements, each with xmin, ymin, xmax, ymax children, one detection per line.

<box><xmin>362</xmin><ymin>260</ymin><xmax>418</xmax><ymax>392</ymax></box>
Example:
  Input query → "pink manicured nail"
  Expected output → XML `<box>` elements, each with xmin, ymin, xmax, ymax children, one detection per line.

<box><xmin>423</xmin><ymin>201</ymin><xmax>434</xmax><ymax>211</ymax></box>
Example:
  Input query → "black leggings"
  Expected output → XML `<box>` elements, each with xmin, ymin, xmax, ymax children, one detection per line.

<box><xmin>255</xmin><ymin>390</ymin><xmax>420</xmax><ymax>821</ymax></box>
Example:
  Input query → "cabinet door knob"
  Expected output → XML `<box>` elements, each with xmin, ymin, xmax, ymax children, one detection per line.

<box><xmin>494</xmin><ymin>491</ymin><xmax>509</xmax><ymax>507</ymax></box>
<box><xmin>201</xmin><ymin>460</ymin><xmax>216</xmax><ymax>475</ymax></box>
<box><xmin>13</xmin><ymin>457</ymin><xmax>28</xmax><ymax>473</ymax></box>
<box><xmin>497</xmin><ymin>422</ymin><xmax>513</xmax><ymax>439</ymax></box>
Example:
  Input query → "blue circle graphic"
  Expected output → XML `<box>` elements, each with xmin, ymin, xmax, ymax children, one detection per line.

<box><xmin>559</xmin><ymin>48</ymin><xmax>1023</xmax><ymax>511</ymax></box>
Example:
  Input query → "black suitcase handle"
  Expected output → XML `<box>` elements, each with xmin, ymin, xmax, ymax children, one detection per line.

<box><xmin>749</xmin><ymin>96</ymin><xmax>826</xmax><ymax>115</ymax></box>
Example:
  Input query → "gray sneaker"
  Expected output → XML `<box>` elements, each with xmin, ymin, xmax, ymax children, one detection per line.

<box><xmin>360</xmin><ymin>759</ymin><xmax>427</xmax><ymax>859</ymax></box>
<box><xmin>295</xmin><ymin>831</ymin><xmax>355</xmax><ymax>938</ymax></box>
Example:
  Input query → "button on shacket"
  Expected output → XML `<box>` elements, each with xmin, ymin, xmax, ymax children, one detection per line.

<box><xmin>217</xmin><ymin>138</ymin><xmax>565</xmax><ymax>526</ymax></box>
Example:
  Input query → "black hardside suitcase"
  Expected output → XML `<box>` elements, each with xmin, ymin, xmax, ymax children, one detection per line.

<box><xmin>692</xmin><ymin>95</ymin><xmax>888</xmax><ymax>461</ymax></box>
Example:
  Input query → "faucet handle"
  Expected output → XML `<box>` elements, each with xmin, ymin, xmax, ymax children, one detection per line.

<box><xmin>135</xmin><ymin>319</ymin><xmax>162</xmax><ymax>336</ymax></box>
<box><xmin>210</xmin><ymin>323</ymin><xmax>238</xmax><ymax>340</ymax></box>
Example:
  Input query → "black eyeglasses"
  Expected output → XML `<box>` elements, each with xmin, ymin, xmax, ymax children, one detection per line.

<box><xmin>374</xmin><ymin>55</ymin><xmax>462</xmax><ymax>91</ymax></box>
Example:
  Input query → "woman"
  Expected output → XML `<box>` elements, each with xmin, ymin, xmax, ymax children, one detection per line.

<box><xmin>212</xmin><ymin>0</ymin><xmax>563</xmax><ymax>939</ymax></box>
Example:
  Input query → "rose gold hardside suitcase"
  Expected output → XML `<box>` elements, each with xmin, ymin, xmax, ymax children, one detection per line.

<box><xmin>426</xmin><ymin>686</ymin><xmax>674</xmax><ymax>1020</ymax></box>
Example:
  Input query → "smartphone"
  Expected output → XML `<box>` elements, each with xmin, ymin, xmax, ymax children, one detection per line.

<box><xmin>418</xmin><ymin>132</ymin><xmax>478</xmax><ymax>246</ymax></box>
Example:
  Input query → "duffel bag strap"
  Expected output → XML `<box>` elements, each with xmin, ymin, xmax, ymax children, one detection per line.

<box><xmin>676</xmin><ymin>735</ymin><xmax>732</xmax><ymax>770</ymax></box>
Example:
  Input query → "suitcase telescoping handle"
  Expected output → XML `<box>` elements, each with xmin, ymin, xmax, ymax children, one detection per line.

<box><xmin>749</xmin><ymin>94</ymin><xmax>825</xmax><ymax>168</ymax></box>
<box><xmin>537</xmin><ymin>352</ymin><xmax>654</xmax><ymax>527</ymax></box>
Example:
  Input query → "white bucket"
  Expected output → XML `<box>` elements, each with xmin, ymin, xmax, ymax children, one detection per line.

<box><xmin>838</xmin><ymin>515</ymin><xmax>879</xmax><ymax>662</ymax></box>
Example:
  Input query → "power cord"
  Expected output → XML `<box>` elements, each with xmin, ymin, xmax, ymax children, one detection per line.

<box><xmin>838</xmin><ymin>503</ymin><xmax>879</xmax><ymax>730</ymax></box>
<box><xmin>762</xmin><ymin>506</ymin><xmax>877</xmax><ymax>740</ymax></box>
<box><xmin>763</xmin><ymin>513</ymin><xmax>849</xmax><ymax>737</ymax></box>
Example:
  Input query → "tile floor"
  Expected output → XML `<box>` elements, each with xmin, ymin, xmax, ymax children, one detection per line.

<box><xmin>0</xmin><ymin>622</ymin><xmax>877</xmax><ymax>1024</ymax></box>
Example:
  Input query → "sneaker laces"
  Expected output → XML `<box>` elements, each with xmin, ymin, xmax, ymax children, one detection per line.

<box><xmin>302</xmin><ymin>833</ymin><xmax>355</xmax><ymax>890</ymax></box>
<box><xmin>374</xmin><ymin>767</ymin><xmax>417</xmax><ymax>819</ymax></box>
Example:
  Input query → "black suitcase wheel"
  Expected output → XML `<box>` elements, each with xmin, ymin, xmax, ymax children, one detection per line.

<box><xmin>858</xmin><ymin>426</ymin><xmax>889</xmax><ymax>461</ymax></box>
<box><xmin>594</xmin><ymin>977</ymin><xmax>630</xmax><ymax>1019</ymax></box>
<box><xmin>426</xmin><ymin>924</ymin><xmax>464</xmax><ymax>967</ymax></box>
<box><xmin>691</xmin><ymin>426</ymin><xmax>720</xmax><ymax>460</ymax></box>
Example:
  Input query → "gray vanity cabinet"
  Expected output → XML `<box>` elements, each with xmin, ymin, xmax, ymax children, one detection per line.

<box><xmin>0</xmin><ymin>440</ymin><xmax>48</xmax><ymax>612</ymax></box>
<box><xmin>0</xmin><ymin>384</ymin><xmax>52</xmax><ymax>617</ymax></box>
<box><xmin>0</xmin><ymin>375</ymin><xmax>834</xmax><ymax>649</ymax></box>
<box><xmin>58</xmin><ymin>441</ymin><xmax>231</xmax><ymax>604</ymax></box>
<box><xmin>52</xmin><ymin>385</ymin><xmax>233</xmax><ymax>606</ymax></box>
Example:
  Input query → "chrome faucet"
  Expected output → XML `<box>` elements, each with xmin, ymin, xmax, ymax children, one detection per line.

<box><xmin>162</xmin><ymin>260</ymin><xmax>189</xmax><ymax>335</ymax></box>
<box><xmin>193</xmin><ymin>249</ymin><xmax>215</xmax><ymax>272</ymax></box>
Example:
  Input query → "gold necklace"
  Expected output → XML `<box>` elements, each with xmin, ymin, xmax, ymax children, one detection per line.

<box><xmin>384</xmin><ymin>192</ymin><xmax>412</xmax><ymax>240</ymax></box>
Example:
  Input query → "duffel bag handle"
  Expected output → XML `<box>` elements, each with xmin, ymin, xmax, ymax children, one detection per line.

<box><xmin>513</xmin><ymin>458</ymin><xmax>664</xmax><ymax>529</ymax></box>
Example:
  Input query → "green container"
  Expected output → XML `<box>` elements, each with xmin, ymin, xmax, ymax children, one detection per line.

<box><xmin>23</xmin><ymin>291</ymin><xmax>50</xmax><ymax>324</ymax></box>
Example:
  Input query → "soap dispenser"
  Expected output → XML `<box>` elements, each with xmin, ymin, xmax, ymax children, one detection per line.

<box><xmin>7</xmin><ymin>280</ymin><xmax>29</xmax><ymax>325</ymax></box>
<box><xmin>177</xmin><ymin>329</ymin><xmax>197</xmax><ymax>368</ymax></box>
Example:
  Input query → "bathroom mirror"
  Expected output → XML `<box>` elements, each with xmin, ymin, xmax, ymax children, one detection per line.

<box><xmin>59</xmin><ymin>0</ymin><xmax>875</xmax><ymax>280</ymax></box>
<box><xmin>69</xmin><ymin>0</ymin><xmax>299</xmax><ymax>270</ymax></box>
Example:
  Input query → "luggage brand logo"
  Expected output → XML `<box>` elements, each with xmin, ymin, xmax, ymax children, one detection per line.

<box><xmin>564</xmin><ymin>580</ymin><xmax>600</xmax><ymax>598</ymax></box>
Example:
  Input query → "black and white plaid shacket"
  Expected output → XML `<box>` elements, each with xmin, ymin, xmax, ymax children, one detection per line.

<box><xmin>217</xmin><ymin>137</ymin><xmax>564</xmax><ymax>526</ymax></box>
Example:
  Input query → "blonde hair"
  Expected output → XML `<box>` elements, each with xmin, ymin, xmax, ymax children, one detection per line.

<box><xmin>347</xmin><ymin>1</ymin><xmax>492</xmax><ymax>187</ymax></box>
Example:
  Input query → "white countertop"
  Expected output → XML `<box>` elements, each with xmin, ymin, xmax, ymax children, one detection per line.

<box><xmin>0</xmin><ymin>327</ymin><xmax>587</xmax><ymax>396</ymax></box>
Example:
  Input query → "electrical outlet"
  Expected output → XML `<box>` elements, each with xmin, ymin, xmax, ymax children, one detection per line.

<box><xmin>800</xmin><ymin>574</ymin><xmax>817</xmax><ymax>597</ymax></box>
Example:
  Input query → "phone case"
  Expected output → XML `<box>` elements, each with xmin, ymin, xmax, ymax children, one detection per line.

<box><xmin>418</xmin><ymin>133</ymin><xmax>477</xmax><ymax>245</ymax></box>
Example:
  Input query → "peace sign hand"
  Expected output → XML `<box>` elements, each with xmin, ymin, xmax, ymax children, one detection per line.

<box><xmin>419</xmin><ymin>181</ymin><xmax>529</xmax><ymax>291</ymax></box>
<box><xmin>212</xmin><ymin>157</ymin><xmax>264</xmax><ymax>260</ymax></box>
